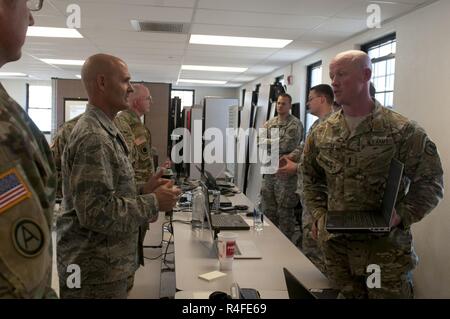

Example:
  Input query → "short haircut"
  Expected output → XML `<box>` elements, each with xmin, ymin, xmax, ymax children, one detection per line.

<box><xmin>310</xmin><ymin>84</ymin><xmax>334</xmax><ymax>104</ymax></box>
<box><xmin>278</xmin><ymin>93</ymin><xmax>292</xmax><ymax>104</ymax></box>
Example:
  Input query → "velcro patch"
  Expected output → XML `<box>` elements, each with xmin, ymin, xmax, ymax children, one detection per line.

<box><xmin>0</xmin><ymin>168</ymin><xmax>31</xmax><ymax>215</ymax></box>
<box><xmin>13</xmin><ymin>218</ymin><xmax>45</xmax><ymax>258</ymax></box>
<box><xmin>134</xmin><ymin>136</ymin><xmax>146</xmax><ymax>146</ymax></box>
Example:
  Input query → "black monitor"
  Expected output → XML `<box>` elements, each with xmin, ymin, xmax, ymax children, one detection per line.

<box><xmin>283</xmin><ymin>268</ymin><xmax>316</xmax><ymax>300</ymax></box>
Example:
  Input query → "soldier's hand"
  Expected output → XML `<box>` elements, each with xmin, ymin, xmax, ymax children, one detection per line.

<box><xmin>277</xmin><ymin>157</ymin><xmax>297</xmax><ymax>176</ymax></box>
<box><xmin>162</xmin><ymin>159</ymin><xmax>172</xmax><ymax>169</ymax></box>
<box><xmin>142</xmin><ymin>169</ymin><xmax>168</xmax><ymax>194</ymax></box>
<box><xmin>390</xmin><ymin>208</ymin><xmax>402</xmax><ymax>227</ymax></box>
<box><xmin>154</xmin><ymin>181</ymin><xmax>182</xmax><ymax>211</ymax></box>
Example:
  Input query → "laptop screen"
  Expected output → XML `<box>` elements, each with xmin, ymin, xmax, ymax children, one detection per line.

<box><xmin>283</xmin><ymin>268</ymin><xmax>316</xmax><ymax>300</ymax></box>
<box><xmin>196</xmin><ymin>165</ymin><xmax>218</xmax><ymax>190</ymax></box>
<box><xmin>199</xmin><ymin>182</ymin><xmax>215</xmax><ymax>240</ymax></box>
<box><xmin>381</xmin><ymin>158</ymin><xmax>404</xmax><ymax>223</ymax></box>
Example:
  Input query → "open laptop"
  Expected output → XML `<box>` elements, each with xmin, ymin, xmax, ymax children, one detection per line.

<box><xmin>195</xmin><ymin>165</ymin><xmax>232</xmax><ymax>206</ymax></box>
<box><xmin>283</xmin><ymin>268</ymin><xmax>338</xmax><ymax>299</ymax></box>
<box><xmin>325</xmin><ymin>158</ymin><xmax>404</xmax><ymax>233</ymax></box>
<box><xmin>200</xmin><ymin>182</ymin><xmax>261</xmax><ymax>259</ymax></box>
<box><xmin>199</xmin><ymin>182</ymin><xmax>249</xmax><ymax>231</ymax></box>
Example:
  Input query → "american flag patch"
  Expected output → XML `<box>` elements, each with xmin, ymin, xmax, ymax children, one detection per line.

<box><xmin>0</xmin><ymin>168</ymin><xmax>31</xmax><ymax>214</ymax></box>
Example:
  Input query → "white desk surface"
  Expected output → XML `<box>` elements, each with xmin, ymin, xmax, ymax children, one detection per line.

<box><xmin>172</xmin><ymin>192</ymin><xmax>331</xmax><ymax>293</ymax></box>
<box><xmin>175</xmin><ymin>290</ymin><xmax>289</xmax><ymax>299</ymax></box>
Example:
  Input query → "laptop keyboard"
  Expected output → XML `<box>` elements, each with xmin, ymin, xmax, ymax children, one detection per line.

<box><xmin>211</xmin><ymin>214</ymin><xmax>250</xmax><ymax>230</ymax></box>
<box><xmin>341</xmin><ymin>212</ymin><xmax>379</xmax><ymax>227</ymax></box>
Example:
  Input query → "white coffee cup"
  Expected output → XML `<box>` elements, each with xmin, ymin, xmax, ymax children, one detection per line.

<box><xmin>217</xmin><ymin>232</ymin><xmax>238</xmax><ymax>271</ymax></box>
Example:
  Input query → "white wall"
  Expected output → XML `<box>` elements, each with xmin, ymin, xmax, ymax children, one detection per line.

<box><xmin>172</xmin><ymin>85</ymin><xmax>238</xmax><ymax>106</ymax></box>
<box><xmin>2</xmin><ymin>79</ymin><xmax>52</xmax><ymax>109</ymax></box>
<box><xmin>240</xmin><ymin>0</ymin><xmax>449</xmax><ymax>298</ymax></box>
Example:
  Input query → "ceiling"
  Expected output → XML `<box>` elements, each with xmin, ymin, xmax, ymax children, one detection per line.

<box><xmin>2</xmin><ymin>0</ymin><xmax>436</xmax><ymax>87</ymax></box>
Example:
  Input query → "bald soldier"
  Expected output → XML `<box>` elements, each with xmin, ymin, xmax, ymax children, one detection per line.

<box><xmin>57</xmin><ymin>54</ymin><xmax>181</xmax><ymax>299</ymax></box>
<box><xmin>302</xmin><ymin>50</ymin><xmax>444</xmax><ymax>298</ymax></box>
<box><xmin>0</xmin><ymin>0</ymin><xmax>57</xmax><ymax>298</ymax></box>
<box><xmin>114</xmin><ymin>84</ymin><xmax>157</xmax><ymax>291</ymax></box>
<box><xmin>115</xmin><ymin>84</ymin><xmax>155</xmax><ymax>182</ymax></box>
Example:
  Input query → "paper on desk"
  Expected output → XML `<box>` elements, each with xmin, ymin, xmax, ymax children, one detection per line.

<box><xmin>192</xmin><ymin>292</ymin><xmax>212</xmax><ymax>299</ymax></box>
<box><xmin>242</xmin><ymin>217</ymin><xmax>270</xmax><ymax>227</ymax></box>
<box><xmin>198</xmin><ymin>271</ymin><xmax>227</xmax><ymax>282</ymax></box>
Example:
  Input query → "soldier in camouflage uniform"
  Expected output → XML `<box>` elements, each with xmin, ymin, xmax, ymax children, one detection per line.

<box><xmin>278</xmin><ymin>84</ymin><xmax>334</xmax><ymax>274</ymax></box>
<box><xmin>114</xmin><ymin>84</ymin><xmax>155</xmax><ymax>291</ymax></box>
<box><xmin>279</xmin><ymin>84</ymin><xmax>335</xmax><ymax>274</ymax></box>
<box><xmin>57</xmin><ymin>54</ymin><xmax>181</xmax><ymax>298</ymax></box>
<box><xmin>260</xmin><ymin>93</ymin><xmax>303</xmax><ymax>242</ymax></box>
<box><xmin>301</xmin><ymin>50</ymin><xmax>444</xmax><ymax>298</ymax></box>
<box><xmin>50</xmin><ymin>114</ymin><xmax>82</xmax><ymax>203</ymax></box>
<box><xmin>0</xmin><ymin>0</ymin><xmax>57</xmax><ymax>298</ymax></box>
<box><xmin>114</xmin><ymin>84</ymin><xmax>155</xmax><ymax>184</ymax></box>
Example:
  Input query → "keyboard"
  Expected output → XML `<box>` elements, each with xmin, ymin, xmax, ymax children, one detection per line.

<box><xmin>211</xmin><ymin>214</ymin><xmax>250</xmax><ymax>230</ymax></box>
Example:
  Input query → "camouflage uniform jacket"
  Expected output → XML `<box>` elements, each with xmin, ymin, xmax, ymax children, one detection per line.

<box><xmin>0</xmin><ymin>84</ymin><xmax>56</xmax><ymax>298</ymax></box>
<box><xmin>57</xmin><ymin>105</ymin><xmax>159</xmax><ymax>285</ymax></box>
<box><xmin>302</xmin><ymin>100</ymin><xmax>444</xmax><ymax>230</ymax></box>
<box><xmin>114</xmin><ymin>109</ymin><xmax>154</xmax><ymax>184</ymax></box>
<box><xmin>50</xmin><ymin>114</ymin><xmax>81</xmax><ymax>200</ymax></box>
<box><xmin>260</xmin><ymin>114</ymin><xmax>303</xmax><ymax>157</ymax></box>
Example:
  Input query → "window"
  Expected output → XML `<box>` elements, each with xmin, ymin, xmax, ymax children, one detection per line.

<box><xmin>305</xmin><ymin>61</ymin><xmax>322</xmax><ymax>135</ymax></box>
<box><xmin>362</xmin><ymin>33</ymin><xmax>396</xmax><ymax>108</ymax></box>
<box><xmin>27</xmin><ymin>84</ymin><xmax>52</xmax><ymax>133</ymax></box>
<box><xmin>171</xmin><ymin>89</ymin><xmax>194</xmax><ymax>110</ymax></box>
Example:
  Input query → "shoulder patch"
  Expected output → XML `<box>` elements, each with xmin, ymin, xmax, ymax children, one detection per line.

<box><xmin>12</xmin><ymin>218</ymin><xmax>45</xmax><ymax>258</ymax></box>
<box><xmin>0</xmin><ymin>168</ymin><xmax>32</xmax><ymax>215</ymax></box>
<box><xmin>425</xmin><ymin>140</ymin><xmax>437</xmax><ymax>156</ymax></box>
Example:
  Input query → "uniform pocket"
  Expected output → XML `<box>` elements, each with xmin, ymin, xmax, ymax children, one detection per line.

<box><xmin>316</xmin><ymin>152</ymin><xmax>343</xmax><ymax>175</ymax></box>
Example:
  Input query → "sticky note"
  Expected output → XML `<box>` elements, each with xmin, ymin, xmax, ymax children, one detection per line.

<box><xmin>198</xmin><ymin>271</ymin><xmax>227</xmax><ymax>282</ymax></box>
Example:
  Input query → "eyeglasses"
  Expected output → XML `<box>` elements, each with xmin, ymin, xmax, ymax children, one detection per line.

<box><xmin>27</xmin><ymin>0</ymin><xmax>44</xmax><ymax>12</ymax></box>
<box><xmin>143</xmin><ymin>96</ymin><xmax>153</xmax><ymax>103</ymax></box>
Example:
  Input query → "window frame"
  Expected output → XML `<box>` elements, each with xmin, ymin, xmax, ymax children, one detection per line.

<box><xmin>26</xmin><ymin>83</ymin><xmax>52</xmax><ymax>134</ymax></box>
<box><xmin>361</xmin><ymin>33</ymin><xmax>397</xmax><ymax>108</ymax></box>
<box><xmin>304</xmin><ymin>61</ymin><xmax>322</xmax><ymax>137</ymax></box>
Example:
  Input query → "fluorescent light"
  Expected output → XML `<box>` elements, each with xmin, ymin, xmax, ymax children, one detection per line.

<box><xmin>27</xmin><ymin>26</ymin><xmax>83</xmax><ymax>38</ymax></box>
<box><xmin>41</xmin><ymin>59</ymin><xmax>85</xmax><ymax>66</ymax></box>
<box><xmin>178</xmin><ymin>79</ymin><xmax>227</xmax><ymax>85</ymax></box>
<box><xmin>182</xmin><ymin>65</ymin><xmax>247</xmax><ymax>73</ymax></box>
<box><xmin>0</xmin><ymin>72</ymin><xmax>27</xmax><ymax>77</ymax></box>
<box><xmin>76</xmin><ymin>75</ymin><xmax>82</xmax><ymax>79</ymax></box>
<box><xmin>190</xmin><ymin>34</ymin><xmax>292</xmax><ymax>48</ymax></box>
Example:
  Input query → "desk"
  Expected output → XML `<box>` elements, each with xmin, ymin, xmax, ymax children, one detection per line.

<box><xmin>172</xmin><ymin>192</ymin><xmax>331</xmax><ymax>294</ymax></box>
<box><xmin>175</xmin><ymin>290</ymin><xmax>289</xmax><ymax>299</ymax></box>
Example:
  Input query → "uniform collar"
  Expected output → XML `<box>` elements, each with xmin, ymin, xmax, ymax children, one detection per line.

<box><xmin>277</xmin><ymin>113</ymin><xmax>293</xmax><ymax>125</ymax></box>
<box><xmin>330</xmin><ymin>99</ymin><xmax>386</xmax><ymax>140</ymax></box>
<box><xmin>85</xmin><ymin>104</ymin><xmax>118</xmax><ymax>136</ymax></box>
<box><xmin>121</xmin><ymin>109</ymin><xmax>141</xmax><ymax>124</ymax></box>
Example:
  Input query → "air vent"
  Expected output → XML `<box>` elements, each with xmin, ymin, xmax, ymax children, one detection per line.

<box><xmin>131</xmin><ymin>20</ymin><xmax>190</xmax><ymax>34</ymax></box>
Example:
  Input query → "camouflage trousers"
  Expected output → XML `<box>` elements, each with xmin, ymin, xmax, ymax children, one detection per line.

<box><xmin>59</xmin><ymin>278</ymin><xmax>129</xmax><ymax>299</ymax></box>
<box><xmin>301</xmin><ymin>209</ymin><xmax>327</xmax><ymax>275</ymax></box>
<box><xmin>261</xmin><ymin>174</ymin><xmax>299</xmax><ymax>242</ymax></box>
<box><xmin>321</xmin><ymin>228</ymin><xmax>417</xmax><ymax>299</ymax></box>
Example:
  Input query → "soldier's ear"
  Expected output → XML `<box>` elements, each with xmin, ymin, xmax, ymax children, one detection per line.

<box><xmin>363</xmin><ymin>67</ymin><xmax>372</xmax><ymax>82</ymax></box>
<box><xmin>96</xmin><ymin>74</ymin><xmax>106</xmax><ymax>92</ymax></box>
